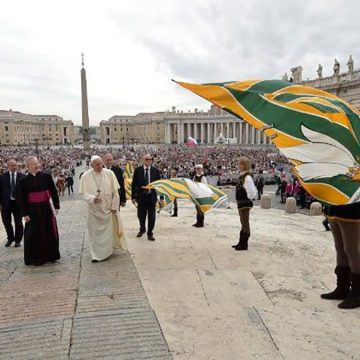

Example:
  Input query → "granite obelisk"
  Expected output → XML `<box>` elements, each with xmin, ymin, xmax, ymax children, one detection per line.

<box><xmin>81</xmin><ymin>53</ymin><xmax>90</xmax><ymax>150</ymax></box>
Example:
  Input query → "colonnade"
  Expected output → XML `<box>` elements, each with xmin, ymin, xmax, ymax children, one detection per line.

<box><xmin>165</xmin><ymin>120</ymin><xmax>269</xmax><ymax>145</ymax></box>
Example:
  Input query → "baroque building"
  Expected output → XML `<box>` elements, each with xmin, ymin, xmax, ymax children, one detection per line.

<box><xmin>285</xmin><ymin>55</ymin><xmax>360</xmax><ymax>109</ymax></box>
<box><xmin>100</xmin><ymin>113</ymin><xmax>165</xmax><ymax>145</ymax></box>
<box><xmin>100</xmin><ymin>106</ymin><xmax>269</xmax><ymax>145</ymax></box>
<box><xmin>0</xmin><ymin>109</ymin><xmax>75</xmax><ymax>146</ymax></box>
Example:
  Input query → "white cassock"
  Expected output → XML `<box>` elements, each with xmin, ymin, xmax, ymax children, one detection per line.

<box><xmin>79</xmin><ymin>168</ymin><xmax>127</xmax><ymax>261</ymax></box>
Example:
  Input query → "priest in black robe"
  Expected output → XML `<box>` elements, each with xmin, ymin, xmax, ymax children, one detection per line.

<box><xmin>18</xmin><ymin>156</ymin><xmax>60</xmax><ymax>266</ymax></box>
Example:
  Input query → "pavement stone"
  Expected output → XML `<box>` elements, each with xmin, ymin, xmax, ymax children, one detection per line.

<box><xmin>0</xmin><ymin>199</ymin><xmax>172</xmax><ymax>360</ymax></box>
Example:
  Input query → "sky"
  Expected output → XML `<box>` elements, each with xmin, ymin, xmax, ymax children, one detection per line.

<box><xmin>0</xmin><ymin>0</ymin><xmax>359</xmax><ymax>126</ymax></box>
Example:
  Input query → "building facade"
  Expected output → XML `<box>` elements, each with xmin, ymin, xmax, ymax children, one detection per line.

<box><xmin>0</xmin><ymin>110</ymin><xmax>75</xmax><ymax>146</ymax></box>
<box><xmin>287</xmin><ymin>55</ymin><xmax>360</xmax><ymax>109</ymax></box>
<box><xmin>164</xmin><ymin>106</ymin><xmax>269</xmax><ymax>145</ymax></box>
<box><xmin>100</xmin><ymin>106</ymin><xmax>269</xmax><ymax>145</ymax></box>
<box><xmin>100</xmin><ymin>113</ymin><xmax>165</xmax><ymax>145</ymax></box>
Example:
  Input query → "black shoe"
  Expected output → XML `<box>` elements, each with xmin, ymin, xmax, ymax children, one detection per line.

<box><xmin>234</xmin><ymin>243</ymin><xmax>248</xmax><ymax>251</ymax></box>
<box><xmin>170</xmin><ymin>213</ymin><xmax>178</xmax><ymax>217</ymax></box>
<box><xmin>33</xmin><ymin>261</ymin><xmax>45</xmax><ymax>266</ymax></box>
<box><xmin>147</xmin><ymin>235</ymin><xmax>155</xmax><ymax>241</ymax></box>
<box><xmin>91</xmin><ymin>259</ymin><xmax>99</xmax><ymax>263</ymax></box>
<box><xmin>14</xmin><ymin>242</ymin><xmax>21</xmax><ymax>248</ymax></box>
<box><xmin>5</xmin><ymin>240</ymin><xmax>13</xmax><ymax>247</ymax></box>
<box><xmin>338</xmin><ymin>293</ymin><xmax>360</xmax><ymax>309</ymax></box>
<box><xmin>192</xmin><ymin>223</ymin><xmax>198</xmax><ymax>227</ymax></box>
<box><xmin>195</xmin><ymin>223</ymin><xmax>204</xmax><ymax>228</ymax></box>
<box><xmin>136</xmin><ymin>231</ymin><xmax>145</xmax><ymax>237</ymax></box>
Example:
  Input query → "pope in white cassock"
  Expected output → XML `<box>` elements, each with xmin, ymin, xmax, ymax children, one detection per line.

<box><xmin>79</xmin><ymin>155</ymin><xmax>127</xmax><ymax>262</ymax></box>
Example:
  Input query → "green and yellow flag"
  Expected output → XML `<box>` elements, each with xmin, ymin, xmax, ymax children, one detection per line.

<box><xmin>124</xmin><ymin>162</ymin><xmax>135</xmax><ymax>200</ymax></box>
<box><xmin>146</xmin><ymin>178</ymin><xmax>229</xmax><ymax>213</ymax></box>
<box><xmin>175</xmin><ymin>79</ymin><xmax>360</xmax><ymax>205</ymax></box>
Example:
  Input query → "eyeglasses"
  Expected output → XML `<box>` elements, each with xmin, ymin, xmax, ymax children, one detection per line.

<box><xmin>144</xmin><ymin>158</ymin><xmax>153</xmax><ymax>161</ymax></box>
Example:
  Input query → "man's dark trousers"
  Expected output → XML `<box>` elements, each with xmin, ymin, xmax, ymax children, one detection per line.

<box><xmin>1</xmin><ymin>200</ymin><xmax>23</xmax><ymax>244</ymax></box>
<box><xmin>137</xmin><ymin>194</ymin><xmax>156</xmax><ymax>236</ymax></box>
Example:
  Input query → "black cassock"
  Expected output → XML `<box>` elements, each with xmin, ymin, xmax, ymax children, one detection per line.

<box><xmin>18</xmin><ymin>172</ymin><xmax>60</xmax><ymax>265</ymax></box>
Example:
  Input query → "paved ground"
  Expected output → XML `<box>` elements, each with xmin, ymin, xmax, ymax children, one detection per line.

<box><xmin>0</xmin><ymin>200</ymin><xmax>172</xmax><ymax>360</ymax></box>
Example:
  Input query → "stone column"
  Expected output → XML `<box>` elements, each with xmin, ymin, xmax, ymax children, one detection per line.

<box><xmin>194</xmin><ymin>122</ymin><xmax>198</xmax><ymax>141</ymax></box>
<box><xmin>226</xmin><ymin>122</ymin><xmax>230</xmax><ymax>139</ymax></box>
<box><xmin>220</xmin><ymin>122</ymin><xmax>224</xmax><ymax>136</ymax></box>
<box><xmin>201</xmin><ymin>123</ymin><xmax>204</xmax><ymax>143</ymax></box>
<box><xmin>245</xmin><ymin>123</ymin><xmax>249</xmax><ymax>144</ymax></box>
<box><xmin>165</xmin><ymin>122</ymin><xmax>170</xmax><ymax>143</ymax></box>
<box><xmin>251</xmin><ymin>127</ymin><xmax>256</xmax><ymax>144</ymax></box>
<box><xmin>207</xmin><ymin>123</ymin><xmax>211</xmax><ymax>144</ymax></box>
<box><xmin>178</xmin><ymin>122</ymin><xmax>183</xmax><ymax>143</ymax></box>
<box><xmin>239</xmin><ymin>122</ymin><xmax>243</xmax><ymax>144</ymax></box>
<box><xmin>256</xmin><ymin>129</ymin><xmax>261</xmax><ymax>144</ymax></box>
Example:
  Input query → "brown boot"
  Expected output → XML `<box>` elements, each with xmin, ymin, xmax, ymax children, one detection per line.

<box><xmin>234</xmin><ymin>231</ymin><xmax>249</xmax><ymax>251</ymax></box>
<box><xmin>321</xmin><ymin>266</ymin><xmax>351</xmax><ymax>300</ymax></box>
<box><xmin>338</xmin><ymin>273</ymin><xmax>360</xmax><ymax>309</ymax></box>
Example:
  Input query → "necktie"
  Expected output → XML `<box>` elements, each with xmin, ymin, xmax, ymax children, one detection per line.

<box><xmin>11</xmin><ymin>173</ymin><xmax>15</xmax><ymax>199</ymax></box>
<box><xmin>144</xmin><ymin>168</ymin><xmax>149</xmax><ymax>186</ymax></box>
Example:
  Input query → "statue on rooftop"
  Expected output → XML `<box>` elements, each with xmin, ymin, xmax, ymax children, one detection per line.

<box><xmin>281</xmin><ymin>72</ymin><xmax>289</xmax><ymax>82</ymax></box>
<box><xmin>347</xmin><ymin>55</ymin><xmax>354</xmax><ymax>74</ymax></box>
<box><xmin>333</xmin><ymin>59</ymin><xmax>340</xmax><ymax>76</ymax></box>
<box><xmin>316</xmin><ymin>64</ymin><xmax>323</xmax><ymax>79</ymax></box>
<box><xmin>290</xmin><ymin>66</ymin><xmax>303</xmax><ymax>82</ymax></box>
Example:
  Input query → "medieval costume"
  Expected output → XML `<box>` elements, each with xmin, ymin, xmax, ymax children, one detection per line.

<box><xmin>233</xmin><ymin>169</ymin><xmax>257</xmax><ymax>251</ymax></box>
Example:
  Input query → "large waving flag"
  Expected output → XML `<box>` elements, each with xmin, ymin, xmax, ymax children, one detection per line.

<box><xmin>145</xmin><ymin>178</ymin><xmax>229</xmax><ymax>212</ymax></box>
<box><xmin>124</xmin><ymin>162</ymin><xmax>135</xmax><ymax>200</ymax></box>
<box><xmin>175</xmin><ymin>79</ymin><xmax>360</xmax><ymax>205</ymax></box>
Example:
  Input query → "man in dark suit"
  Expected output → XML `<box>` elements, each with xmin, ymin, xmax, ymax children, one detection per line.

<box><xmin>131</xmin><ymin>154</ymin><xmax>162</xmax><ymax>241</ymax></box>
<box><xmin>0</xmin><ymin>159</ymin><xmax>25</xmax><ymax>247</ymax></box>
<box><xmin>103</xmin><ymin>153</ymin><xmax>126</xmax><ymax>207</ymax></box>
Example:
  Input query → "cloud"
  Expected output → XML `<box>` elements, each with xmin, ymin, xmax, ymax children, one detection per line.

<box><xmin>0</xmin><ymin>0</ymin><xmax>359</xmax><ymax>125</ymax></box>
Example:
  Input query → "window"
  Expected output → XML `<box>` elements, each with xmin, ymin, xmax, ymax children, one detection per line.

<box><xmin>5</xmin><ymin>126</ymin><xmax>8</xmax><ymax>131</ymax></box>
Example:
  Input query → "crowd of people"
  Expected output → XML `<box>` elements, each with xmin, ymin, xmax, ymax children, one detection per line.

<box><xmin>0</xmin><ymin>144</ymin><xmax>289</xmax><ymax>180</ymax></box>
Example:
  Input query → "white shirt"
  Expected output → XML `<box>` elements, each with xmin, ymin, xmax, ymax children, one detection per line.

<box><xmin>243</xmin><ymin>175</ymin><xmax>257</xmax><ymax>200</ymax></box>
